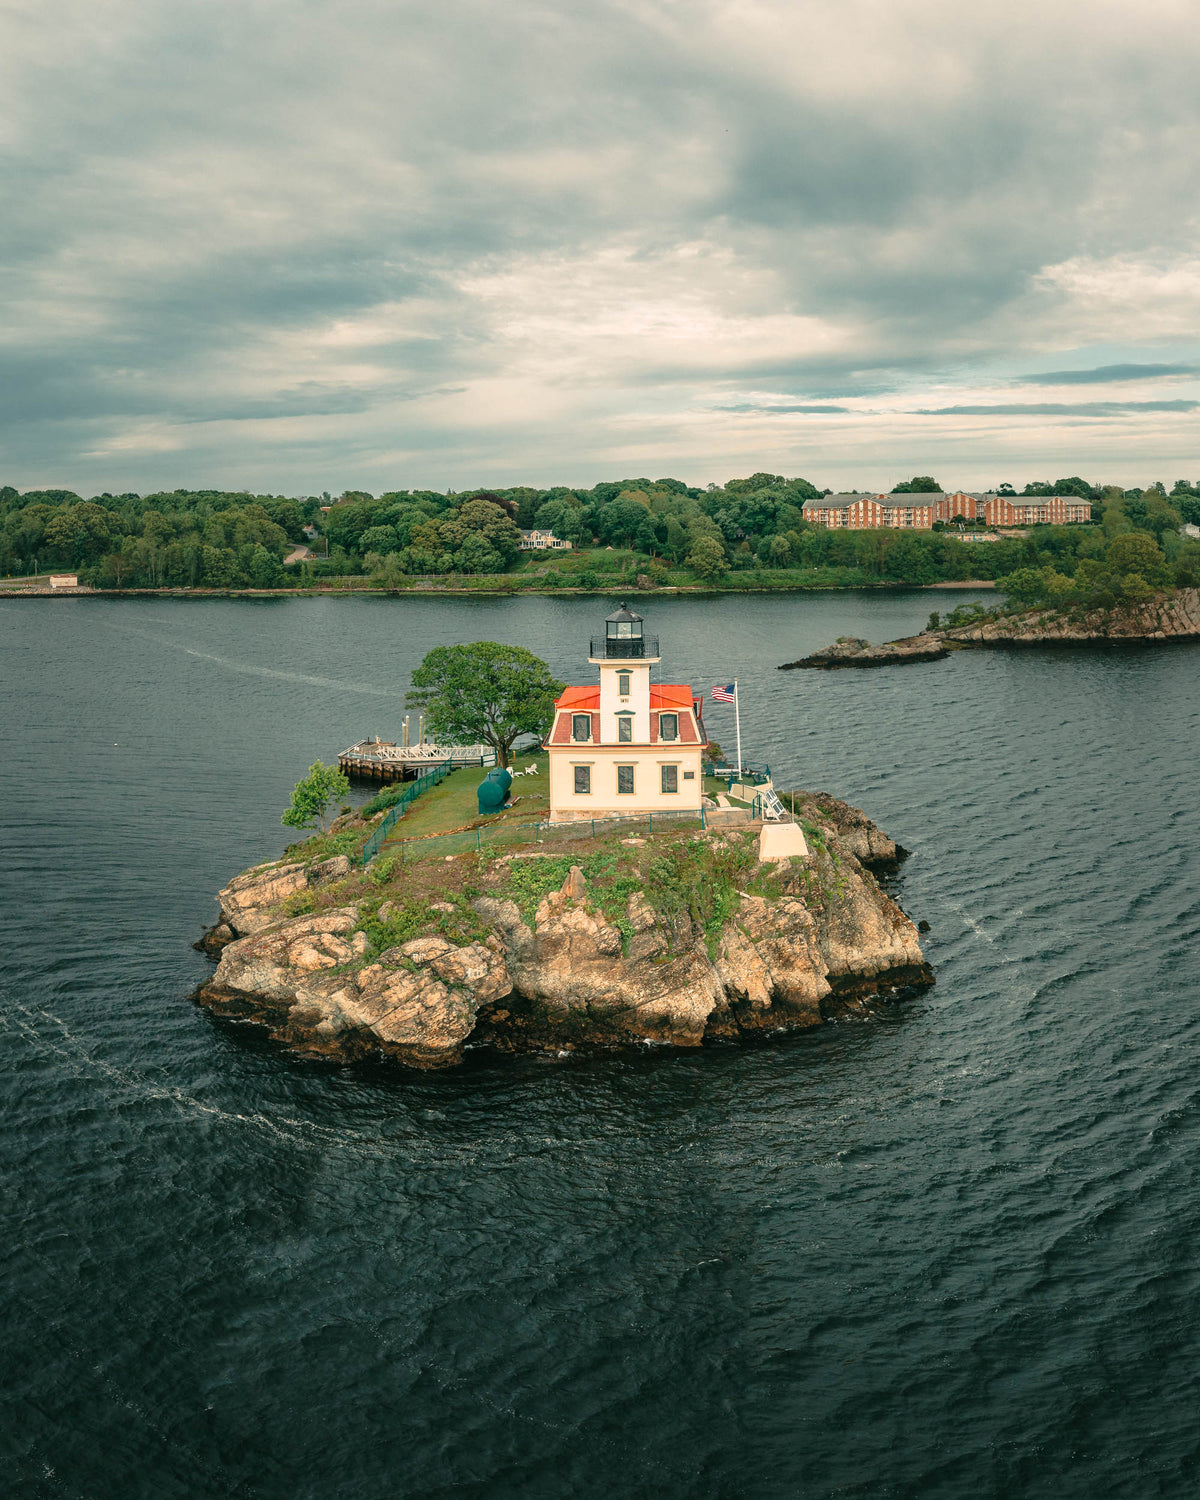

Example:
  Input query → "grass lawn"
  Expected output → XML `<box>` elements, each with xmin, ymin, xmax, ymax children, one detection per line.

<box><xmin>382</xmin><ymin>752</ymin><xmax>550</xmax><ymax>845</ymax></box>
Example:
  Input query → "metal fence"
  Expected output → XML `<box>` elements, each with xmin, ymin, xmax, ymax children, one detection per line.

<box><xmin>390</xmin><ymin>806</ymin><xmax>708</xmax><ymax>863</ymax></box>
<box><xmin>360</xmin><ymin>761</ymin><xmax>454</xmax><ymax>865</ymax></box>
<box><xmin>703</xmin><ymin>758</ymin><xmax>773</xmax><ymax>786</ymax></box>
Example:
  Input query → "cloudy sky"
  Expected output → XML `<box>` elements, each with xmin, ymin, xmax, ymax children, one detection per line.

<box><xmin>4</xmin><ymin>0</ymin><xmax>1199</xmax><ymax>495</ymax></box>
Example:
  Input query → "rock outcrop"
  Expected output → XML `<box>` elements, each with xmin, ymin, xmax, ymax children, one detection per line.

<box><xmin>784</xmin><ymin>791</ymin><xmax>908</xmax><ymax>870</ymax></box>
<box><xmin>193</xmin><ymin>804</ymin><xmax>931</xmax><ymax>1070</ymax></box>
<box><xmin>779</xmin><ymin>634</ymin><xmax>948</xmax><ymax>668</ymax></box>
<box><xmin>196</xmin><ymin>853</ymin><xmax>356</xmax><ymax>951</ymax></box>
<box><xmin>939</xmin><ymin>587</ymin><xmax>1200</xmax><ymax>645</ymax></box>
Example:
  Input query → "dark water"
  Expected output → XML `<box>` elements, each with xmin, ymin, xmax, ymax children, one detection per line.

<box><xmin>2</xmin><ymin>593</ymin><xmax>1198</xmax><ymax>1498</ymax></box>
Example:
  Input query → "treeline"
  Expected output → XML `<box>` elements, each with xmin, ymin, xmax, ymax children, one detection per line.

<box><xmin>994</xmin><ymin>529</ymin><xmax>1199</xmax><ymax>614</ymax></box>
<box><xmin>3</xmin><ymin>473</ymin><xmax>1199</xmax><ymax>591</ymax></box>
<box><xmin>0</xmin><ymin>487</ymin><xmax>316</xmax><ymax>588</ymax></box>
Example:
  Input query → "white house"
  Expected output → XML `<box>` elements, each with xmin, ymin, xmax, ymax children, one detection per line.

<box><xmin>544</xmin><ymin>605</ymin><xmax>706</xmax><ymax>822</ymax></box>
<box><xmin>519</xmin><ymin>529</ymin><xmax>572</xmax><ymax>551</ymax></box>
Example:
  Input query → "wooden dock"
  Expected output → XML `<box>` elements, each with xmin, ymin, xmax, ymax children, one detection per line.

<box><xmin>337</xmin><ymin>738</ymin><xmax>496</xmax><ymax>783</ymax></box>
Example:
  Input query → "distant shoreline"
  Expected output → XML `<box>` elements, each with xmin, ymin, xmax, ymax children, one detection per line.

<box><xmin>0</xmin><ymin>579</ymin><xmax>998</xmax><ymax>601</ymax></box>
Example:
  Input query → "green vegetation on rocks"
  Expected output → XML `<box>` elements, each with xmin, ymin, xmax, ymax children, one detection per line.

<box><xmin>281</xmin><ymin>761</ymin><xmax>350</xmax><ymax>833</ymax></box>
<box><xmin>194</xmin><ymin>783</ymin><xmax>928</xmax><ymax>1068</ymax></box>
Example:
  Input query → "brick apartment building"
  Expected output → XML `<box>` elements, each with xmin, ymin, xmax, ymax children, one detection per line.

<box><xmin>801</xmin><ymin>491</ymin><xmax>1092</xmax><ymax>530</ymax></box>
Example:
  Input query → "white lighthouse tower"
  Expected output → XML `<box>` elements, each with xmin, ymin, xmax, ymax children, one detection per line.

<box><xmin>591</xmin><ymin>603</ymin><xmax>660</xmax><ymax>746</ymax></box>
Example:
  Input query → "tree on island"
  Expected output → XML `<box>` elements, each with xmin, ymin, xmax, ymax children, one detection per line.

<box><xmin>282</xmin><ymin>760</ymin><xmax>351</xmax><ymax>833</ymax></box>
<box><xmin>406</xmin><ymin>642</ymin><xmax>564</xmax><ymax>769</ymax></box>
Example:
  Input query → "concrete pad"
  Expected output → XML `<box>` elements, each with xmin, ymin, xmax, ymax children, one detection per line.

<box><xmin>758</xmin><ymin>822</ymin><xmax>810</xmax><ymax>862</ymax></box>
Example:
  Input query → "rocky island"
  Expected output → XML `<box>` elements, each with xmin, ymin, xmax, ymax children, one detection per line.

<box><xmin>938</xmin><ymin>586</ymin><xmax>1200</xmax><ymax>646</ymax></box>
<box><xmin>785</xmin><ymin>587</ymin><xmax>1200</xmax><ymax>669</ymax></box>
<box><xmin>779</xmin><ymin>634</ymin><xmax>949</xmax><ymax>669</ymax></box>
<box><xmin>193</xmin><ymin>792</ymin><xmax>932</xmax><ymax>1069</ymax></box>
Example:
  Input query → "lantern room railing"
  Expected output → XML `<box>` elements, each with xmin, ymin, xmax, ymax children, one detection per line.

<box><xmin>589</xmin><ymin>634</ymin><xmax>660</xmax><ymax>659</ymax></box>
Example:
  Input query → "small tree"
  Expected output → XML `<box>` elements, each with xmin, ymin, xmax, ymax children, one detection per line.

<box><xmin>282</xmin><ymin>760</ymin><xmax>350</xmax><ymax>833</ymax></box>
<box><xmin>686</xmin><ymin>535</ymin><xmax>728</xmax><ymax>582</ymax></box>
<box><xmin>406</xmin><ymin>642</ymin><xmax>564</xmax><ymax>769</ymax></box>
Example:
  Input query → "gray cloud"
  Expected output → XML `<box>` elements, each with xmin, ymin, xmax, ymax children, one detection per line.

<box><xmin>715</xmin><ymin>403</ymin><xmax>850</xmax><ymax>415</ymax></box>
<box><xmin>1021</xmin><ymin>363</ymin><xmax>1199</xmax><ymax>385</ymax></box>
<box><xmin>916</xmin><ymin>401</ymin><xmax>1200</xmax><ymax>416</ymax></box>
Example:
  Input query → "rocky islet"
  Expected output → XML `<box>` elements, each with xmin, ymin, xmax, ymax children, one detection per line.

<box><xmin>193</xmin><ymin>797</ymin><xmax>932</xmax><ymax>1069</ymax></box>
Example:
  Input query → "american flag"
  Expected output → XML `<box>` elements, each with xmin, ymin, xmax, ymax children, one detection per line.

<box><xmin>711</xmin><ymin>683</ymin><xmax>736</xmax><ymax>703</ymax></box>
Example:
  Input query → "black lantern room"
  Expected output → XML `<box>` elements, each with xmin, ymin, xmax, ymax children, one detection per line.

<box><xmin>590</xmin><ymin>603</ymin><xmax>660</xmax><ymax>660</ymax></box>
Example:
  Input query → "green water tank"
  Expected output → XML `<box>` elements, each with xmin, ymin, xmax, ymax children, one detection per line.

<box><xmin>477</xmin><ymin>766</ymin><xmax>513</xmax><ymax>814</ymax></box>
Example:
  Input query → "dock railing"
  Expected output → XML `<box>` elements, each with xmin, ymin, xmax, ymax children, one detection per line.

<box><xmin>360</xmin><ymin>760</ymin><xmax>454</xmax><ymax>865</ymax></box>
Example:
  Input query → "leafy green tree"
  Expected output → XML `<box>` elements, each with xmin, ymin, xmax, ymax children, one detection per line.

<box><xmin>406</xmin><ymin>642</ymin><xmax>564</xmax><ymax>768</ymax></box>
<box><xmin>998</xmin><ymin>567</ymin><xmax>1053</xmax><ymax>607</ymax></box>
<box><xmin>768</xmin><ymin>533</ymin><xmax>792</xmax><ymax>567</ymax></box>
<box><xmin>1177</xmin><ymin>496</ymin><xmax>1200</xmax><ymax>526</ymax></box>
<box><xmin>249</xmin><ymin>544</ymin><xmax>283</xmax><ymax>587</ymax></box>
<box><xmin>43</xmin><ymin>502</ymin><xmax>113</xmax><ymax>564</ymax></box>
<box><xmin>598</xmin><ymin>498</ymin><xmax>649</xmax><ymax>549</ymax></box>
<box><xmin>1051</xmin><ymin>476</ymin><xmax>1095</xmax><ymax>498</ymax></box>
<box><xmin>1117</xmin><ymin>571</ymin><xmax>1155</xmax><ymax>603</ymax></box>
<box><xmin>1106</xmin><ymin>531</ymin><xmax>1169</xmax><ymax>587</ymax></box>
<box><xmin>360</xmin><ymin>524</ymin><xmax>399</xmax><ymax>555</ymax></box>
<box><xmin>883</xmin><ymin>534</ymin><xmax>940</xmax><ymax>584</ymax></box>
<box><xmin>455</xmin><ymin>533</ymin><xmax>504</xmax><ymax>574</ymax></box>
<box><xmin>455</xmin><ymin>498</ymin><xmax>523</xmax><ymax>566</ymax></box>
<box><xmin>282</xmin><ymin>760</ymin><xmax>350</xmax><ymax>833</ymax></box>
<box><xmin>686</xmin><ymin>535</ymin><xmax>728</xmax><ymax>581</ymax></box>
<box><xmin>663</xmin><ymin>516</ymin><xmax>689</xmax><ymax>563</ymax></box>
<box><xmin>891</xmin><ymin>476</ymin><xmax>941</xmax><ymax>493</ymax></box>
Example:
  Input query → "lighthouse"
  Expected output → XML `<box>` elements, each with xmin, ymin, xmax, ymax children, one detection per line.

<box><xmin>544</xmin><ymin>604</ymin><xmax>707</xmax><ymax>822</ymax></box>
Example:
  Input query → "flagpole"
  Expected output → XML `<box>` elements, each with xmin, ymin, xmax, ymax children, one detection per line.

<box><xmin>734</xmin><ymin>679</ymin><xmax>742</xmax><ymax>780</ymax></box>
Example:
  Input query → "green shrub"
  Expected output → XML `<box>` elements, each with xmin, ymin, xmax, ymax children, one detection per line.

<box><xmin>362</xmin><ymin>784</ymin><xmax>409</xmax><ymax>817</ymax></box>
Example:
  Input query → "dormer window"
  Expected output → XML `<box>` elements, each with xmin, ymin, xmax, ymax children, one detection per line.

<box><xmin>659</xmin><ymin>713</ymin><xmax>678</xmax><ymax>742</ymax></box>
<box><xmin>572</xmin><ymin>714</ymin><xmax>591</xmax><ymax>742</ymax></box>
<box><xmin>617</xmin><ymin>672</ymin><xmax>630</xmax><ymax>696</ymax></box>
<box><xmin>617</xmin><ymin>714</ymin><xmax>633</xmax><ymax>743</ymax></box>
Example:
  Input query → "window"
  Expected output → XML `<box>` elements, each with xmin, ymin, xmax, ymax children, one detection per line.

<box><xmin>574</xmin><ymin>765</ymin><xmax>591</xmax><ymax>794</ymax></box>
<box><xmin>659</xmin><ymin>713</ymin><xmax>678</xmax><ymax>742</ymax></box>
<box><xmin>617</xmin><ymin>672</ymin><xmax>630</xmax><ymax>696</ymax></box>
<box><xmin>617</xmin><ymin>715</ymin><xmax>633</xmax><ymax>743</ymax></box>
<box><xmin>683</xmin><ymin>770</ymin><xmax>695</xmax><ymax>780</ymax></box>
<box><xmin>572</xmin><ymin>714</ymin><xmax>591</xmax><ymax>742</ymax></box>
<box><xmin>617</xmin><ymin>765</ymin><xmax>634</xmax><ymax>794</ymax></box>
<box><xmin>661</xmin><ymin>765</ymin><xmax>678</xmax><ymax>794</ymax></box>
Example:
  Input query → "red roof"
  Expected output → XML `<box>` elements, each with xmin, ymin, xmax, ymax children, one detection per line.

<box><xmin>651</xmin><ymin>684</ymin><xmax>693</xmax><ymax>710</ymax></box>
<box><xmin>554</xmin><ymin>682</ymin><xmax>694</xmax><ymax>709</ymax></box>
<box><xmin>554</xmin><ymin>685</ymin><xmax>600</xmax><ymax>709</ymax></box>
